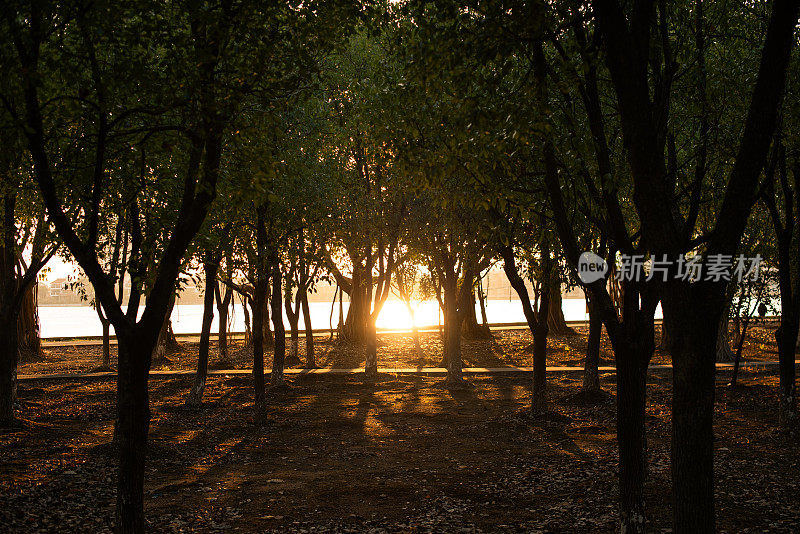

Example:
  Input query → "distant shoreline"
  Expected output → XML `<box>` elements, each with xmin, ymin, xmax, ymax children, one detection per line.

<box><xmin>35</xmin><ymin>295</ymin><xmax>589</xmax><ymax>307</ymax></box>
<box><xmin>39</xmin><ymin>317</ymin><xmax>785</xmax><ymax>345</ymax></box>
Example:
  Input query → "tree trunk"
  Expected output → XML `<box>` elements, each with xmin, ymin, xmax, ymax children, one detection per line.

<box><xmin>583</xmin><ymin>295</ymin><xmax>602</xmax><ymax>392</ymax></box>
<box><xmin>547</xmin><ymin>290</ymin><xmax>576</xmax><ymax>336</ymax></box>
<box><xmin>243</xmin><ymin>295</ymin><xmax>253</xmax><ymax>348</ymax></box>
<box><xmin>499</xmin><ymin>244</ymin><xmax>549</xmax><ymax>405</ymax></box>
<box><xmin>461</xmin><ymin>288</ymin><xmax>489</xmax><ymax>339</ymax></box>
<box><xmin>165</xmin><ymin>319</ymin><xmax>180</xmax><ymax>351</ymax></box>
<box><xmin>438</xmin><ymin>303</ymin><xmax>449</xmax><ymax>368</ymax></box>
<box><xmin>338</xmin><ymin>285</ymin><xmax>344</xmax><ymax>339</ymax></box>
<box><xmin>252</xmin><ymin>282</ymin><xmax>266</xmax><ymax>407</ymax></box>
<box><xmin>365</xmin><ymin>316</ymin><xmax>378</xmax><ymax>377</ymax></box>
<box><xmin>442</xmin><ymin>279</ymin><xmax>466</xmax><ymax>387</ymax></box>
<box><xmin>301</xmin><ymin>290</ymin><xmax>316</xmax><ymax>367</ymax></box>
<box><xmin>216</xmin><ymin>282</ymin><xmax>231</xmax><ymax>362</ymax></box>
<box><xmin>152</xmin><ymin>317</ymin><xmax>168</xmax><ymax>364</ymax></box>
<box><xmin>500</xmin><ymin>245</ymin><xmax>540</xmax><ymax>331</ymax></box>
<box><xmin>329</xmin><ymin>284</ymin><xmax>338</xmax><ymax>341</ymax></box>
<box><xmin>665</xmin><ymin>297</ymin><xmax>717</xmax><ymax>533</ymax></box>
<box><xmin>341</xmin><ymin>268</ymin><xmax>370</xmax><ymax>342</ymax></box>
<box><xmin>477</xmin><ymin>281</ymin><xmax>489</xmax><ymax>329</ymax></box>
<box><xmin>716</xmin><ymin>313</ymin><xmax>734</xmax><ymax>362</ymax></box>
<box><xmin>730</xmin><ymin>311</ymin><xmax>754</xmax><ymax>390</ymax></box>
<box><xmin>776</xmin><ymin>320</ymin><xmax>799</xmax><ymax>428</ymax></box>
<box><xmin>0</xmin><ymin>314</ymin><xmax>19</xmax><ymax>425</ymax></box>
<box><xmin>615</xmin><ymin>342</ymin><xmax>650</xmax><ymax>534</ymax></box>
<box><xmin>499</xmin><ymin>244</ymin><xmax>553</xmax><ymax>409</ymax></box>
<box><xmin>583</xmin><ymin>286</ymin><xmax>655</xmax><ymax>534</ymax></box>
<box><xmin>252</xmin><ymin>206</ymin><xmax>268</xmax><ymax>407</ymax></box>
<box><xmin>101</xmin><ymin>318</ymin><xmax>112</xmax><ymax>368</ymax></box>
<box><xmin>531</xmin><ymin>305</ymin><xmax>549</xmax><ymax>411</ymax></box>
<box><xmin>152</xmin><ymin>294</ymin><xmax>177</xmax><ymax>364</ymax></box>
<box><xmin>285</xmin><ymin>289</ymin><xmax>301</xmax><ymax>367</ymax></box>
<box><xmin>17</xmin><ymin>281</ymin><xmax>41</xmax><ymax>361</ymax></box>
<box><xmin>288</xmin><ymin>327</ymin><xmax>299</xmax><ymax>365</ymax></box>
<box><xmin>263</xmin><ymin>293</ymin><xmax>274</xmax><ymax>348</ymax></box>
<box><xmin>270</xmin><ymin>261</ymin><xmax>286</xmax><ymax>387</ymax></box>
<box><xmin>187</xmin><ymin>259</ymin><xmax>218</xmax><ymax>406</ymax></box>
<box><xmin>115</xmin><ymin>328</ymin><xmax>155</xmax><ymax>533</ymax></box>
<box><xmin>444</xmin><ymin>307</ymin><xmax>463</xmax><ymax>385</ymax></box>
<box><xmin>438</xmin><ymin>306</ymin><xmax>443</xmax><ymax>343</ymax></box>
<box><xmin>774</xmin><ymin>228</ymin><xmax>799</xmax><ymax>429</ymax></box>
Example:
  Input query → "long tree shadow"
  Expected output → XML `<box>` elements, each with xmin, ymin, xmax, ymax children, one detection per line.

<box><xmin>319</xmin><ymin>340</ymin><xmax>365</xmax><ymax>369</ymax></box>
<box><xmin>461</xmin><ymin>334</ymin><xmax>510</xmax><ymax>368</ymax></box>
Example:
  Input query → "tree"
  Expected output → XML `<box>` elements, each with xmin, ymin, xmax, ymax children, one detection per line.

<box><xmin>3</xmin><ymin>1</ymin><xmax>358</xmax><ymax>529</ymax></box>
<box><xmin>393</xmin><ymin>261</ymin><xmax>428</xmax><ymax>361</ymax></box>
<box><xmin>761</xmin><ymin>138</ymin><xmax>800</xmax><ymax>428</ymax></box>
<box><xmin>94</xmin><ymin>213</ymin><xmax>130</xmax><ymax>370</ymax></box>
<box><xmin>186</xmin><ymin>219</ymin><xmax>232</xmax><ymax>406</ymax></box>
<box><xmin>400</xmin><ymin>1</ymin><xmax>659</xmax><ymax>529</ymax></box>
<box><xmin>405</xmin><ymin>189</ymin><xmax>491</xmax><ymax>387</ymax></box>
<box><xmin>588</xmin><ymin>1</ymin><xmax>798</xmax><ymax>530</ymax></box>
<box><xmin>215</xmin><ymin>246</ymin><xmax>235</xmax><ymax>364</ymax></box>
<box><xmin>320</xmin><ymin>33</ymin><xmax>408</xmax><ymax>378</ymax></box>
<box><xmin>496</xmin><ymin>215</ymin><xmax>564</xmax><ymax>410</ymax></box>
<box><xmin>285</xmin><ymin>227</ymin><xmax>324</xmax><ymax>367</ymax></box>
<box><xmin>0</xmin><ymin>130</ymin><xmax>56</xmax><ymax>425</ymax></box>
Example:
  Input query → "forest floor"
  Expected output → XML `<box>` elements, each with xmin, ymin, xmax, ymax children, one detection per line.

<box><xmin>18</xmin><ymin>321</ymin><xmax>783</xmax><ymax>375</ymax></box>
<box><xmin>2</xmin><ymin>323</ymin><xmax>799</xmax><ymax>532</ymax></box>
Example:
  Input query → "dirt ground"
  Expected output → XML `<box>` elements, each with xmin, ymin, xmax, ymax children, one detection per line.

<box><xmin>19</xmin><ymin>321</ymin><xmax>782</xmax><ymax>376</ymax></box>
<box><xmin>2</xmin><ymin>322</ymin><xmax>799</xmax><ymax>533</ymax></box>
<box><xmin>2</xmin><ymin>371</ymin><xmax>798</xmax><ymax>532</ymax></box>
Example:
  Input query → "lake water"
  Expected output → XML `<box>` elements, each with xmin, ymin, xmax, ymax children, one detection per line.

<box><xmin>36</xmin><ymin>298</ymin><xmax>666</xmax><ymax>339</ymax></box>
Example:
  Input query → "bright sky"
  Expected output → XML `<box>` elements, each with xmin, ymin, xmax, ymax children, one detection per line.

<box><xmin>41</xmin><ymin>256</ymin><xmax>81</xmax><ymax>282</ymax></box>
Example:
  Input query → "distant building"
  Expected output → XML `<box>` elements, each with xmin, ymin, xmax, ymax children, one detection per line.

<box><xmin>38</xmin><ymin>276</ymin><xmax>91</xmax><ymax>306</ymax></box>
<box><xmin>48</xmin><ymin>278</ymin><xmax>67</xmax><ymax>297</ymax></box>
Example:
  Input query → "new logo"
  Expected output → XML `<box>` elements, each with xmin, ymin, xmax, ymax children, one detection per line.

<box><xmin>578</xmin><ymin>251</ymin><xmax>609</xmax><ymax>284</ymax></box>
